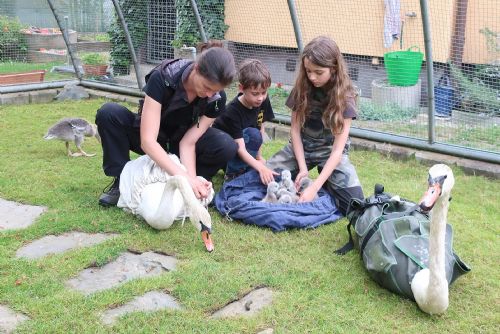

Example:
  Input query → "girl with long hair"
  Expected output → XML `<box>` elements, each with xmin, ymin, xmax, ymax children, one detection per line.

<box><xmin>266</xmin><ymin>36</ymin><xmax>364</xmax><ymax>214</ymax></box>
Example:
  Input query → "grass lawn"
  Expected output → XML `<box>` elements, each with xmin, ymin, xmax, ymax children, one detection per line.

<box><xmin>0</xmin><ymin>99</ymin><xmax>498</xmax><ymax>333</ymax></box>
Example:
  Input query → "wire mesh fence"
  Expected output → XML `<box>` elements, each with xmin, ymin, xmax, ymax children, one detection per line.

<box><xmin>0</xmin><ymin>0</ymin><xmax>498</xmax><ymax>159</ymax></box>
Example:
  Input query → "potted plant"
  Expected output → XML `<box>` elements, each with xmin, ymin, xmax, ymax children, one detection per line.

<box><xmin>81</xmin><ymin>52</ymin><xmax>108</xmax><ymax>76</ymax></box>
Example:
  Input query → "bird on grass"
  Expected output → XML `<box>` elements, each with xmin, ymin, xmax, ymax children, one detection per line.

<box><xmin>44</xmin><ymin>118</ymin><xmax>100</xmax><ymax>157</ymax></box>
<box><xmin>261</xmin><ymin>181</ymin><xmax>280</xmax><ymax>203</ymax></box>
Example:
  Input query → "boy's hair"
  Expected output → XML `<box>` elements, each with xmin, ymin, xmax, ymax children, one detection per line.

<box><xmin>196</xmin><ymin>46</ymin><xmax>236</xmax><ymax>87</ymax></box>
<box><xmin>238</xmin><ymin>59</ymin><xmax>272</xmax><ymax>90</ymax></box>
<box><xmin>292</xmin><ymin>36</ymin><xmax>356</xmax><ymax>135</ymax></box>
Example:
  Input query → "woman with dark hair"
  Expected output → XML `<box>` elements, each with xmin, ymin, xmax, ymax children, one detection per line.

<box><xmin>96</xmin><ymin>44</ymin><xmax>238</xmax><ymax>207</ymax></box>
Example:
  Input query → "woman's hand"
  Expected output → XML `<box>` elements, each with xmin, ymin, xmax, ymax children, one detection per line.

<box><xmin>188</xmin><ymin>176</ymin><xmax>212</xmax><ymax>199</ymax></box>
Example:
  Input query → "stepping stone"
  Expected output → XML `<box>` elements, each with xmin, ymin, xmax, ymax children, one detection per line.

<box><xmin>101</xmin><ymin>291</ymin><xmax>182</xmax><ymax>325</ymax></box>
<box><xmin>211</xmin><ymin>287</ymin><xmax>273</xmax><ymax>318</ymax></box>
<box><xmin>16</xmin><ymin>232</ymin><xmax>119</xmax><ymax>259</ymax></box>
<box><xmin>257</xmin><ymin>329</ymin><xmax>274</xmax><ymax>334</ymax></box>
<box><xmin>66</xmin><ymin>251</ymin><xmax>177</xmax><ymax>295</ymax></box>
<box><xmin>0</xmin><ymin>198</ymin><xmax>46</xmax><ymax>231</ymax></box>
<box><xmin>0</xmin><ymin>305</ymin><xmax>29</xmax><ymax>334</ymax></box>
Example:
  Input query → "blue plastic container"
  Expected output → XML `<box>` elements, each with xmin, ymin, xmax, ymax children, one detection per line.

<box><xmin>434</xmin><ymin>85</ymin><xmax>454</xmax><ymax>117</ymax></box>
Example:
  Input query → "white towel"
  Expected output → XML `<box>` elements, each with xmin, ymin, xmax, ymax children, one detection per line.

<box><xmin>384</xmin><ymin>0</ymin><xmax>401</xmax><ymax>48</ymax></box>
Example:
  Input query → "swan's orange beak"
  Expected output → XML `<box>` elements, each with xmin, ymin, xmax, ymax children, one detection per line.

<box><xmin>419</xmin><ymin>174</ymin><xmax>448</xmax><ymax>213</ymax></box>
<box><xmin>201</xmin><ymin>230</ymin><xmax>214</xmax><ymax>252</ymax></box>
<box><xmin>419</xmin><ymin>184</ymin><xmax>440</xmax><ymax>212</ymax></box>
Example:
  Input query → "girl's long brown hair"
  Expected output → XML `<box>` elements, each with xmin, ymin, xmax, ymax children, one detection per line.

<box><xmin>292</xmin><ymin>36</ymin><xmax>356</xmax><ymax>135</ymax></box>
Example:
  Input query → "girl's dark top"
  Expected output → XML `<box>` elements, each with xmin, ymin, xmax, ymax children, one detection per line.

<box><xmin>142</xmin><ymin>59</ymin><xmax>225</xmax><ymax>145</ymax></box>
<box><xmin>285</xmin><ymin>87</ymin><xmax>357</xmax><ymax>140</ymax></box>
<box><xmin>213</xmin><ymin>93</ymin><xmax>274</xmax><ymax>140</ymax></box>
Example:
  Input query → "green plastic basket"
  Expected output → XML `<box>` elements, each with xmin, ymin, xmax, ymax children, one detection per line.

<box><xmin>384</xmin><ymin>46</ymin><xmax>424</xmax><ymax>86</ymax></box>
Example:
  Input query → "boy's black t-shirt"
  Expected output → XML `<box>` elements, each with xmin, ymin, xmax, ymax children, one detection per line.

<box><xmin>213</xmin><ymin>93</ymin><xmax>274</xmax><ymax>140</ymax></box>
<box><xmin>143</xmin><ymin>62</ymin><xmax>225</xmax><ymax>145</ymax></box>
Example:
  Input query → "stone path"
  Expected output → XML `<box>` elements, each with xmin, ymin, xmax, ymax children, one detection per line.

<box><xmin>1</xmin><ymin>198</ymin><xmax>274</xmax><ymax>331</ymax></box>
<box><xmin>66</xmin><ymin>251</ymin><xmax>178</xmax><ymax>295</ymax></box>
<box><xmin>0</xmin><ymin>198</ymin><xmax>46</xmax><ymax>231</ymax></box>
<box><xmin>16</xmin><ymin>232</ymin><xmax>118</xmax><ymax>259</ymax></box>
<box><xmin>211</xmin><ymin>287</ymin><xmax>274</xmax><ymax>318</ymax></box>
<box><xmin>0</xmin><ymin>305</ymin><xmax>29</xmax><ymax>334</ymax></box>
<box><xmin>101</xmin><ymin>291</ymin><xmax>182</xmax><ymax>325</ymax></box>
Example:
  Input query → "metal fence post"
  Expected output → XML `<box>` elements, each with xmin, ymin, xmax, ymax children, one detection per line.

<box><xmin>111</xmin><ymin>0</ymin><xmax>144</xmax><ymax>90</ymax></box>
<box><xmin>287</xmin><ymin>0</ymin><xmax>303</xmax><ymax>53</ymax></box>
<box><xmin>46</xmin><ymin>0</ymin><xmax>82</xmax><ymax>80</ymax></box>
<box><xmin>420</xmin><ymin>0</ymin><xmax>436</xmax><ymax>144</ymax></box>
<box><xmin>189</xmin><ymin>0</ymin><xmax>208</xmax><ymax>43</ymax></box>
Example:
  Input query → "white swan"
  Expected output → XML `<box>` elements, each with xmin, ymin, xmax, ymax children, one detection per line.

<box><xmin>411</xmin><ymin>164</ymin><xmax>455</xmax><ymax>314</ymax></box>
<box><xmin>117</xmin><ymin>155</ymin><xmax>214</xmax><ymax>252</ymax></box>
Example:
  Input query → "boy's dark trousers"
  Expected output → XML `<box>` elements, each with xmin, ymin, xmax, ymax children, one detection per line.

<box><xmin>96</xmin><ymin>102</ymin><xmax>238</xmax><ymax>180</ymax></box>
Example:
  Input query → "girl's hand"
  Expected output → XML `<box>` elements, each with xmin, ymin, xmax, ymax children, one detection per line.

<box><xmin>257</xmin><ymin>164</ymin><xmax>279</xmax><ymax>185</ymax></box>
<box><xmin>256</xmin><ymin>156</ymin><xmax>266</xmax><ymax>164</ymax></box>
<box><xmin>294</xmin><ymin>170</ymin><xmax>309</xmax><ymax>189</ymax></box>
<box><xmin>298</xmin><ymin>185</ymin><xmax>318</xmax><ymax>203</ymax></box>
<box><xmin>188</xmin><ymin>176</ymin><xmax>212</xmax><ymax>199</ymax></box>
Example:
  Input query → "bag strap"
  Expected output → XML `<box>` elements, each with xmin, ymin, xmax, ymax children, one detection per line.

<box><xmin>334</xmin><ymin>220</ymin><xmax>355</xmax><ymax>255</ymax></box>
<box><xmin>334</xmin><ymin>196</ymin><xmax>367</xmax><ymax>256</ymax></box>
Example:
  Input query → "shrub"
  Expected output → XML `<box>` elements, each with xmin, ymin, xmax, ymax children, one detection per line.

<box><xmin>173</xmin><ymin>0</ymin><xmax>228</xmax><ymax>48</ymax></box>
<box><xmin>0</xmin><ymin>15</ymin><xmax>28</xmax><ymax>62</ymax></box>
<box><xmin>359</xmin><ymin>100</ymin><xmax>420</xmax><ymax>121</ymax></box>
<box><xmin>107</xmin><ymin>0</ymin><xmax>147</xmax><ymax>75</ymax></box>
<box><xmin>81</xmin><ymin>53</ymin><xmax>108</xmax><ymax>65</ymax></box>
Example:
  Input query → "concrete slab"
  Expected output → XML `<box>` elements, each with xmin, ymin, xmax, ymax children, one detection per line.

<box><xmin>66</xmin><ymin>251</ymin><xmax>177</xmax><ymax>295</ymax></box>
<box><xmin>101</xmin><ymin>291</ymin><xmax>182</xmax><ymax>325</ymax></box>
<box><xmin>456</xmin><ymin>158</ymin><xmax>500</xmax><ymax>179</ymax></box>
<box><xmin>0</xmin><ymin>198</ymin><xmax>46</xmax><ymax>231</ymax></box>
<box><xmin>0</xmin><ymin>305</ymin><xmax>29</xmax><ymax>334</ymax></box>
<box><xmin>16</xmin><ymin>232</ymin><xmax>119</xmax><ymax>259</ymax></box>
<box><xmin>257</xmin><ymin>329</ymin><xmax>274</xmax><ymax>334</ymax></box>
<box><xmin>211</xmin><ymin>287</ymin><xmax>273</xmax><ymax>318</ymax></box>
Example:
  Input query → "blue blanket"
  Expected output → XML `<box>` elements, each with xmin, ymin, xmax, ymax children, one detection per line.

<box><xmin>214</xmin><ymin>170</ymin><xmax>343</xmax><ymax>232</ymax></box>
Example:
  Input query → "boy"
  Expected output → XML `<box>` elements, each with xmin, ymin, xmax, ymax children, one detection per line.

<box><xmin>213</xmin><ymin>59</ymin><xmax>278</xmax><ymax>185</ymax></box>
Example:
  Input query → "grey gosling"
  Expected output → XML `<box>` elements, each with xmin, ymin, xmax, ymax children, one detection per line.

<box><xmin>298</xmin><ymin>177</ymin><xmax>318</xmax><ymax>200</ymax></box>
<box><xmin>277</xmin><ymin>188</ymin><xmax>299</xmax><ymax>203</ymax></box>
<box><xmin>44</xmin><ymin>118</ymin><xmax>100</xmax><ymax>157</ymax></box>
<box><xmin>278</xmin><ymin>193</ymin><xmax>293</xmax><ymax>204</ymax></box>
<box><xmin>279</xmin><ymin>169</ymin><xmax>296</xmax><ymax>193</ymax></box>
<box><xmin>261</xmin><ymin>181</ymin><xmax>280</xmax><ymax>203</ymax></box>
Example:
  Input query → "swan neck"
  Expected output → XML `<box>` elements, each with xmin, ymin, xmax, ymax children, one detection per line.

<box><xmin>428</xmin><ymin>195</ymin><xmax>448</xmax><ymax>290</ymax></box>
